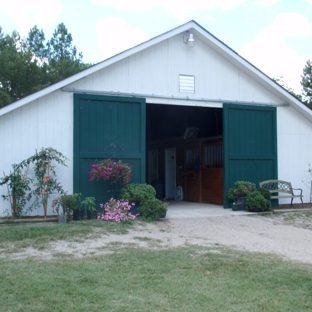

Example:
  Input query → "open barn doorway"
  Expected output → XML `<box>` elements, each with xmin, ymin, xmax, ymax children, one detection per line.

<box><xmin>146</xmin><ymin>104</ymin><xmax>223</xmax><ymax>204</ymax></box>
<box><xmin>73</xmin><ymin>94</ymin><xmax>277</xmax><ymax>208</ymax></box>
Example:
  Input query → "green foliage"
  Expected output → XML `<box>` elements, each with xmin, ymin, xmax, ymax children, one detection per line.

<box><xmin>15</xmin><ymin>147</ymin><xmax>68</xmax><ymax>216</ymax></box>
<box><xmin>61</xmin><ymin>193</ymin><xmax>81</xmax><ymax>211</ymax></box>
<box><xmin>46</xmin><ymin>23</ymin><xmax>89</xmax><ymax>83</ymax></box>
<box><xmin>119</xmin><ymin>183</ymin><xmax>167</xmax><ymax>220</ymax></box>
<box><xmin>0</xmin><ymin>219</ymin><xmax>134</xmax><ymax>248</ymax></box>
<box><xmin>0</xmin><ymin>166</ymin><xmax>32</xmax><ymax>217</ymax></box>
<box><xmin>273</xmin><ymin>75</ymin><xmax>303</xmax><ymax>101</ymax></box>
<box><xmin>27</xmin><ymin>26</ymin><xmax>47</xmax><ymax>60</ymax></box>
<box><xmin>139</xmin><ymin>197</ymin><xmax>168</xmax><ymax>221</ymax></box>
<box><xmin>1</xmin><ymin>148</ymin><xmax>68</xmax><ymax>217</ymax></box>
<box><xmin>0</xmin><ymin>30</ymin><xmax>43</xmax><ymax>105</ymax></box>
<box><xmin>51</xmin><ymin>193</ymin><xmax>81</xmax><ymax>221</ymax></box>
<box><xmin>52</xmin><ymin>195</ymin><xmax>96</xmax><ymax>220</ymax></box>
<box><xmin>81</xmin><ymin>197</ymin><xmax>96</xmax><ymax>212</ymax></box>
<box><xmin>1</xmin><ymin>244</ymin><xmax>312</xmax><ymax>311</ymax></box>
<box><xmin>301</xmin><ymin>59</ymin><xmax>312</xmax><ymax>109</ymax></box>
<box><xmin>258</xmin><ymin>187</ymin><xmax>271</xmax><ymax>201</ymax></box>
<box><xmin>119</xmin><ymin>183</ymin><xmax>156</xmax><ymax>203</ymax></box>
<box><xmin>246</xmin><ymin>190</ymin><xmax>271</xmax><ymax>212</ymax></box>
<box><xmin>227</xmin><ymin>181</ymin><xmax>256</xmax><ymax>202</ymax></box>
<box><xmin>0</xmin><ymin>23</ymin><xmax>91</xmax><ymax>107</ymax></box>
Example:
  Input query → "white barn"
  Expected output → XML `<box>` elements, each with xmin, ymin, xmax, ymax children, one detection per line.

<box><xmin>1</xmin><ymin>20</ymin><xmax>312</xmax><ymax>216</ymax></box>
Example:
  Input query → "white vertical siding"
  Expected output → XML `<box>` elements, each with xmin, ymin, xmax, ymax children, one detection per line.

<box><xmin>0</xmin><ymin>90</ymin><xmax>73</xmax><ymax>216</ymax></box>
<box><xmin>277</xmin><ymin>106</ymin><xmax>312</xmax><ymax>204</ymax></box>
<box><xmin>66</xmin><ymin>33</ymin><xmax>283</xmax><ymax>104</ymax></box>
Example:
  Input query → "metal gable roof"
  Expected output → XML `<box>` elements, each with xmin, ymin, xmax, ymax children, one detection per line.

<box><xmin>1</xmin><ymin>20</ymin><xmax>311</xmax><ymax>121</ymax></box>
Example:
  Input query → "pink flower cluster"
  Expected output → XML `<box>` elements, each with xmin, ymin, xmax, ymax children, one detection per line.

<box><xmin>88</xmin><ymin>159</ymin><xmax>132</xmax><ymax>185</ymax></box>
<box><xmin>97</xmin><ymin>198</ymin><xmax>137</xmax><ymax>222</ymax></box>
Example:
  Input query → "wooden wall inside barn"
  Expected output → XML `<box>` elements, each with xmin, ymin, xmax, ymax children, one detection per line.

<box><xmin>147</xmin><ymin>138</ymin><xmax>223</xmax><ymax>205</ymax></box>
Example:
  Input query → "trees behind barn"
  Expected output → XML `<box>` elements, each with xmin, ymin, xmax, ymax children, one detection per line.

<box><xmin>0</xmin><ymin>23</ymin><xmax>91</xmax><ymax>107</ymax></box>
<box><xmin>0</xmin><ymin>22</ymin><xmax>311</xmax><ymax>110</ymax></box>
<box><xmin>301</xmin><ymin>60</ymin><xmax>312</xmax><ymax>109</ymax></box>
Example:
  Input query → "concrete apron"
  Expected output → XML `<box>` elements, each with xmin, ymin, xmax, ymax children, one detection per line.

<box><xmin>166</xmin><ymin>201</ymin><xmax>252</xmax><ymax>219</ymax></box>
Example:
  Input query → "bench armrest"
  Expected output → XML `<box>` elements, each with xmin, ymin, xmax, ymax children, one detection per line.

<box><xmin>292</xmin><ymin>188</ymin><xmax>303</xmax><ymax>196</ymax></box>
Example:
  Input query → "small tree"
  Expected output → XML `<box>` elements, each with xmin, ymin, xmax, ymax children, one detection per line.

<box><xmin>0</xmin><ymin>166</ymin><xmax>32</xmax><ymax>217</ymax></box>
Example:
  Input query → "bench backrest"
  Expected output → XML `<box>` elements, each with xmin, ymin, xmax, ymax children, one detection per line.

<box><xmin>259</xmin><ymin>180</ymin><xmax>294</xmax><ymax>195</ymax></box>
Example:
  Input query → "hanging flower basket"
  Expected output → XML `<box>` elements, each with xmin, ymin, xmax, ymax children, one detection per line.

<box><xmin>88</xmin><ymin>159</ymin><xmax>132</xmax><ymax>186</ymax></box>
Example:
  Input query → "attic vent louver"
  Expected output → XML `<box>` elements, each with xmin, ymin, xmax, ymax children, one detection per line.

<box><xmin>179</xmin><ymin>75</ymin><xmax>195</xmax><ymax>93</ymax></box>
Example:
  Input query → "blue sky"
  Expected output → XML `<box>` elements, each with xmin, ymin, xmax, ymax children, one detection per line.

<box><xmin>1</xmin><ymin>0</ymin><xmax>312</xmax><ymax>93</ymax></box>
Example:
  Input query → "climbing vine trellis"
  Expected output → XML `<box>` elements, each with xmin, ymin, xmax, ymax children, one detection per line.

<box><xmin>14</xmin><ymin>147</ymin><xmax>68</xmax><ymax>217</ymax></box>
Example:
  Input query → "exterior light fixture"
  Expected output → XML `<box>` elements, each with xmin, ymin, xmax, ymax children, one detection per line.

<box><xmin>183</xmin><ymin>32</ymin><xmax>195</xmax><ymax>47</ymax></box>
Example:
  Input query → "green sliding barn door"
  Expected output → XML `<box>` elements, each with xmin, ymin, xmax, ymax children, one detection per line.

<box><xmin>74</xmin><ymin>94</ymin><xmax>146</xmax><ymax>207</ymax></box>
<box><xmin>223</xmin><ymin>104</ymin><xmax>277</xmax><ymax>208</ymax></box>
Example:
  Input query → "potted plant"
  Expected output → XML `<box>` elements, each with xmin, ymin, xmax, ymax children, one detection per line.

<box><xmin>81</xmin><ymin>197</ymin><xmax>97</xmax><ymax>220</ymax></box>
<box><xmin>52</xmin><ymin>193</ymin><xmax>81</xmax><ymax>222</ymax></box>
<box><xmin>246</xmin><ymin>189</ymin><xmax>271</xmax><ymax>212</ymax></box>
<box><xmin>88</xmin><ymin>159</ymin><xmax>132</xmax><ymax>186</ymax></box>
<box><xmin>70</xmin><ymin>193</ymin><xmax>85</xmax><ymax>221</ymax></box>
<box><xmin>62</xmin><ymin>193</ymin><xmax>81</xmax><ymax>220</ymax></box>
<box><xmin>160</xmin><ymin>198</ymin><xmax>168</xmax><ymax>218</ymax></box>
<box><xmin>119</xmin><ymin>183</ymin><xmax>156</xmax><ymax>214</ymax></box>
<box><xmin>227</xmin><ymin>181</ymin><xmax>256</xmax><ymax>210</ymax></box>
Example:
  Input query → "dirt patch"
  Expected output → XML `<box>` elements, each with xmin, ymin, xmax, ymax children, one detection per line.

<box><xmin>2</xmin><ymin>211</ymin><xmax>312</xmax><ymax>263</ymax></box>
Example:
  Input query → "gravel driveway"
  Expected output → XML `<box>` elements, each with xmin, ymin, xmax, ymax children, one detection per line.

<box><xmin>3</xmin><ymin>208</ymin><xmax>312</xmax><ymax>264</ymax></box>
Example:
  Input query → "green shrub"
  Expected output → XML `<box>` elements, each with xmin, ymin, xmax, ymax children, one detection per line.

<box><xmin>258</xmin><ymin>187</ymin><xmax>271</xmax><ymax>201</ymax></box>
<box><xmin>119</xmin><ymin>183</ymin><xmax>156</xmax><ymax>204</ymax></box>
<box><xmin>81</xmin><ymin>197</ymin><xmax>96</xmax><ymax>212</ymax></box>
<box><xmin>61</xmin><ymin>193</ymin><xmax>81</xmax><ymax>211</ymax></box>
<box><xmin>52</xmin><ymin>193</ymin><xmax>82</xmax><ymax>219</ymax></box>
<box><xmin>227</xmin><ymin>181</ymin><xmax>256</xmax><ymax>203</ymax></box>
<box><xmin>0</xmin><ymin>167</ymin><xmax>32</xmax><ymax>217</ymax></box>
<box><xmin>120</xmin><ymin>183</ymin><xmax>168</xmax><ymax>221</ymax></box>
<box><xmin>139</xmin><ymin>198</ymin><xmax>168</xmax><ymax>221</ymax></box>
<box><xmin>246</xmin><ymin>191</ymin><xmax>271</xmax><ymax>212</ymax></box>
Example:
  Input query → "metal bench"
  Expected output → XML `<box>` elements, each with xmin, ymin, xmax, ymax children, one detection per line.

<box><xmin>259</xmin><ymin>180</ymin><xmax>303</xmax><ymax>208</ymax></box>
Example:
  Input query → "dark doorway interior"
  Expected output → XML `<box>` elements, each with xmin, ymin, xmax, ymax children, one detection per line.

<box><xmin>146</xmin><ymin>104</ymin><xmax>224</xmax><ymax>204</ymax></box>
<box><xmin>146</xmin><ymin>104</ymin><xmax>223</xmax><ymax>141</ymax></box>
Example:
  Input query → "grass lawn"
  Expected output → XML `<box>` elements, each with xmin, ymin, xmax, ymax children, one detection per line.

<box><xmin>1</xmin><ymin>221</ymin><xmax>312</xmax><ymax>311</ymax></box>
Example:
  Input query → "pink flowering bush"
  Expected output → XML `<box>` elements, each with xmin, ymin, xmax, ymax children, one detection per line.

<box><xmin>98</xmin><ymin>198</ymin><xmax>137</xmax><ymax>222</ymax></box>
<box><xmin>88</xmin><ymin>159</ymin><xmax>132</xmax><ymax>185</ymax></box>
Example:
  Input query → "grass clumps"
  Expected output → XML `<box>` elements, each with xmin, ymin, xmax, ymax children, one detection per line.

<box><xmin>1</xmin><ymin>245</ymin><xmax>312</xmax><ymax>311</ymax></box>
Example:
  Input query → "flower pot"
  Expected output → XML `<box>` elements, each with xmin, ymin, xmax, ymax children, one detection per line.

<box><xmin>130</xmin><ymin>203</ymin><xmax>139</xmax><ymax>215</ymax></box>
<box><xmin>160</xmin><ymin>210</ymin><xmax>167</xmax><ymax>218</ymax></box>
<box><xmin>250</xmin><ymin>208</ymin><xmax>259</xmax><ymax>212</ymax></box>
<box><xmin>87</xmin><ymin>210</ymin><xmax>98</xmax><ymax>220</ymax></box>
<box><xmin>58</xmin><ymin>215</ymin><xmax>66</xmax><ymax>223</ymax></box>
<box><xmin>73</xmin><ymin>209</ymin><xmax>85</xmax><ymax>221</ymax></box>
<box><xmin>231</xmin><ymin>203</ymin><xmax>239</xmax><ymax>211</ymax></box>
<box><xmin>236</xmin><ymin>197</ymin><xmax>246</xmax><ymax>210</ymax></box>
